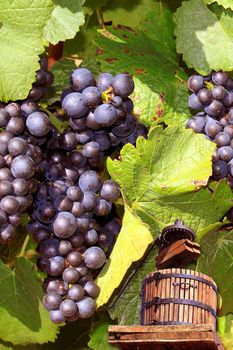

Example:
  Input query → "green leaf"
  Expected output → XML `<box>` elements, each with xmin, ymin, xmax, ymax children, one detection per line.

<box><xmin>174</xmin><ymin>0</ymin><xmax>233</xmax><ymax>74</ymax></box>
<box><xmin>198</xmin><ymin>228</ymin><xmax>233</xmax><ymax>314</ymax></box>
<box><xmin>44</xmin><ymin>0</ymin><xmax>86</xmax><ymax>45</ymax></box>
<box><xmin>42</xmin><ymin>318</ymin><xmax>92</xmax><ymax>350</ymax></box>
<box><xmin>44</xmin><ymin>58</ymin><xmax>77</xmax><ymax>105</ymax></box>
<box><xmin>96</xmin><ymin>205</ymin><xmax>153</xmax><ymax>307</ymax></box>
<box><xmin>218</xmin><ymin>314</ymin><xmax>233</xmax><ymax>350</ymax></box>
<box><xmin>98</xmin><ymin>127</ymin><xmax>232</xmax><ymax>309</ymax></box>
<box><xmin>109</xmin><ymin>248</ymin><xmax>156</xmax><ymax>325</ymax></box>
<box><xmin>88</xmin><ymin>314</ymin><xmax>117</xmax><ymax>350</ymax></box>
<box><xmin>0</xmin><ymin>0</ymin><xmax>53</xmax><ymax>102</ymax></box>
<box><xmin>205</xmin><ymin>0</ymin><xmax>233</xmax><ymax>10</ymax></box>
<box><xmin>0</xmin><ymin>258</ymin><xmax>58</xmax><ymax>345</ymax></box>
<box><xmin>96</xmin><ymin>9</ymin><xmax>190</xmax><ymax>126</ymax></box>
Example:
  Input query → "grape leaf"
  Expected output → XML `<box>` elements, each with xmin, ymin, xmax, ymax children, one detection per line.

<box><xmin>96</xmin><ymin>205</ymin><xmax>153</xmax><ymax>307</ymax></box>
<box><xmin>0</xmin><ymin>258</ymin><xmax>58</xmax><ymax>345</ymax></box>
<box><xmin>174</xmin><ymin>0</ymin><xmax>233</xmax><ymax>74</ymax></box>
<box><xmin>42</xmin><ymin>318</ymin><xmax>92</xmax><ymax>350</ymax></box>
<box><xmin>108</xmin><ymin>248</ymin><xmax>156</xmax><ymax>325</ymax></box>
<box><xmin>218</xmin><ymin>314</ymin><xmax>233</xmax><ymax>350</ymax></box>
<box><xmin>205</xmin><ymin>0</ymin><xmax>233</xmax><ymax>10</ymax></box>
<box><xmin>88</xmin><ymin>314</ymin><xmax>117</xmax><ymax>350</ymax></box>
<box><xmin>97</xmin><ymin>127</ymin><xmax>232</xmax><ymax>308</ymax></box>
<box><xmin>0</xmin><ymin>0</ymin><xmax>53</xmax><ymax>102</ymax></box>
<box><xmin>44</xmin><ymin>0</ymin><xmax>86</xmax><ymax>45</ymax></box>
<box><xmin>96</xmin><ymin>9</ymin><xmax>190</xmax><ymax>126</ymax></box>
<box><xmin>197</xmin><ymin>228</ymin><xmax>233</xmax><ymax>314</ymax></box>
<box><xmin>44</xmin><ymin>58</ymin><xmax>77</xmax><ymax>105</ymax></box>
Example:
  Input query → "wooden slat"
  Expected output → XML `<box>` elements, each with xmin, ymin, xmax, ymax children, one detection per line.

<box><xmin>108</xmin><ymin>325</ymin><xmax>222</xmax><ymax>350</ymax></box>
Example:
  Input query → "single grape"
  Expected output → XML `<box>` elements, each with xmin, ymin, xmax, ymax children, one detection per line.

<box><xmin>112</xmin><ymin>119</ymin><xmax>134</xmax><ymax>137</ymax></box>
<box><xmin>214</xmin><ymin>132</ymin><xmax>231</xmax><ymax>147</ymax></box>
<box><xmin>76</xmin><ymin>297</ymin><xmax>96</xmax><ymax>318</ymax></box>
<box><xmin>93</xmin><ymin>132</ymin><xmax>111</xmax><ymax>151</ymax></box>
<box><xmin>11</xmin><ymin>155</ymin><xmax>35</xmax><ymax>179</ymax></box>
<box><xmin>76</xmin><ymin>213</ymin><xmax>91</xmax><ymax>232</ymax></box>
<box><xmin>68</xmin><ymin>284</ymin><xmax>85</xmax><ymax>302</ymax></box>
<box><xmin>59</xmin><ymin>131</ymin><xmax>77</xmax><ymax>151</ymax></box>
<box><xmin>55</xmin><ymin>196</ymin><xmax>73</xmax><ymax>212</ymax></box>
<box><xmin>204</xmin><ymin>119</ymin><xmax>222</xmax><ymax>138</ymax></box>
<box><xmin>82</xmin><ymin>141</ymin><xmax>100</xmax><ymax>159</ymax></box>
<box><xmin>70</xmin><ymin>68</ymin><xmax>95</xmax><ymax>92</ymax></box>
<box><xmin>97</xmin><ymin>72</ymin><xmax>113</xmax><ymax>92</ymax></box>
<box><xmin>58</xmin><ymin>240</ymin><xmax>72</xmax><ymax>256</ymax></box>
<box><xmin>83</xmin><ymin>246</ymin><xmax>106</xmax><ymax>269</ymax></box>
<box><xmin>122</xmin><ymin>98</ymin><xmax>134</xmax><ymax>113</ymax></box>
<box><xmin>187</xmin><ymin>75</ymin><xmax>204</xmax><ymax>92</ymax></box>
<box><xmin>43</xmin><ymin>292</ymin><xmax>62</xmax><ymax>310</ymax></box>
<box><xmin>32</xmin><ymin>227</ymin><xmax>50</xmax><ymax>244</ymax></box>
<box><xmin>6</xmin><ymin>117</ymin><xmax>25</xmax><ymax>135</ymax></box>
<box><xmin>0</xmin><ymin>109</ymin><xmax>10</xmax><ymax>127</ymax></box>
<box><xmin>111</xmin><ymin>74</ymin><xmax>134</xmax><ymax>98</ymax></box>
<box><xmin>7</xmin><ymin>137</ymin><xmax>28</xmax><ymax>156</ymax></box>
<box><xmin>53</xmin><ymin>212</ymin><xmax>77</xmax><ymax>238</ymax></box>
<box><xmin>94</xmin><ymin>198</ymin><xmax>112</xmax><ymax>216</ymax></box>
<box><xmin>66</xmin><ymin>250</ymin><xmax>82</xmax><ymax>267</ymax></box>
<box><xmin>81</xmin><ymin>191</ymin><xmax>97</xmax><ymax>211</ymax></box>
<box><xmin>188</xmin><ymin>93</ymin><xmax>203</xmax><ymax>110</ymax></box>
<box><xmin>82</xmin><ymin>86</ymin><xmax>102</xmax><ymax>108</ymax></box>
<box><xmin>62</xmin><ymin>92</ymin><xmax>88</xmax><ymax>118</ymax></box>
<box><xmin>228</xmin><ymin>159</ymin><xmax>233</xmax><ymax>177</ymax></box>
<box><xmin>0</xmin><ymin>181</ymin><xmax>13</xmax><ymax>197</ymax></box>
<box><xmin>62</xmin><ymin>267</ymin><xmax>80</xmax><ymax>283</ymax></box>
<box><xmin>72</xmin><ymin>202</ymin><xmax>85</xmax><ymax>217</ymax></box>
<box><xmin>0</xmin><ymin>196</ymin><xmax>19</xmax><ymax>214</ymax></box>
<box><xmin>26</xmin><ymin>111</ymin><xmax>50</xmax><ymax>137</ymax></box>
<box><xmin>227</xmin><ymin>108</ymin><xmax>233</xmax><ymax>124</ymax></box>
<box><xmin>84</xmin><ymin>229</ymin><xmax>98</xmax><ymax>246</ymax></box>
<box><xmin>76</xmin><ymin>130</ymin><xmax>93</xmax><ymax>144</ymax></box>
<box><xmin>212</xmin><ymin>160</ymin><xmax>228</xmax><ymax>179</ymax></box>
<box><xmin>5</xmin><ymin>103</ymin><xmax>21</xmax><ymax>117</ymax></box>
<box><xmin>103</xmin><ymin>218</ymin><xmax>121</xmax><ymax>236</ymax></box>
<box><xmin>212</xmin><ymin>72</ymin><xmax>228</xmax><ymax>85</ymax></box>
<box><xmin>83</xmin><ymin>281</ymin><xmax>100</xmax><ymax>299</ymax></box>
<box><xmin>20</xmin><ymin>101</ymin><xmax>38</xmax><ymax>117</ymax></box>
<box><xmin>204</xmin><ymin>100</ymin><xmax>224</xmax><ymax>117</ymax></box>
<box><xmin>49</xmin><ymin>309</ymin><xmax>65</xmax><ymax>324</ymax></box>
<box><xmin>69</xmin><ymin>151</ymin><xmax>86</xmax><ymax>167</ymax></box>
<box><xmin>100</xmin><ymin>180</ymin><xmax>120</xmax><ymax>201</ymax></box>
<box><xmin>69</xmin><ymin>233</ymin><xmax>84</xmax><ymax>249</ymax></box>
<box><xmin>197</xmin><ymin>88</ymin><xmax>212</xmax><ymax>105</ymax></box>
<box><xmin>60</xmin><ymin>299</ymin><xmax>78</xmax><ymax>318</ymax></box>
<box><xmin>217</xmin><ymin>146</ymin><xmax>233</xmax><ymax>162</ymax></box>
<box><xmin>46</xmin><ymin>279</ymin><xmax>69</xmax><ymax>295</ymax></box>
<box><xmin>47</xmin><ymin>256</ymin><xmax>65</xmax><ymax>277</ymax></box>
<box><xmin>39</xmin><ymin>238</ymin><xmax>60</xmax><ymax>259</ymax></box>
<box><xmin>93</xmin><ymin>104</ymin><xmax>117</xmax><ymax>127</ymax></box>
<box><xmin>66</xmin><ymin>186</ymin><xmax>83</xmax><ymax>202</ymax></box>
<box><xmin>224</xmin><ymin>125</ymin><xmax>233</xmax><ymax>138</ymax></box>
<box><xmin>223</xmin><ymin>92</ymin><xmax>233</xmax><ymax>107</ymax></box>
<box><xmin>212</xmin><ymin>85</ymin><xmax>226</xmax><ymax>100</ymax></box>
<box><xmin>78</xmin><ymin>170</ymin><xmax>100</xmax><ymax>192</ymax></box>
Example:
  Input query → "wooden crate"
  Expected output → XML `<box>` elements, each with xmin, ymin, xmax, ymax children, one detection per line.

<box><xmin>140</xmin><ymin>268</ymin><xmax>218</xmax><ymax>330</ymax></box>
<box><xmin>108</xmin><ymin>325</ymin><xmax>224</xmax><ymax>350</ymax></box>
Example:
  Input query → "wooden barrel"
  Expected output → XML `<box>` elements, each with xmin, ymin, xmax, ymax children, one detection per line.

<box><xmin>140</xmin><ymin>268</ymin><xmax>218</xmax><ymax>331</ymax></box>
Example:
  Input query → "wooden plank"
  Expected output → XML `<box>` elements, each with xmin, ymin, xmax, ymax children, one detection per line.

<box><xmin>108</xmin><ymin>325</ymin><xmax>222</xmax><ymax>350</ymax></box>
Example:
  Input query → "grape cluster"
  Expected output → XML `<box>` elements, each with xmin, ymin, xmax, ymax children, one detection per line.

<box><xmin>62</xmin><ymin>68</ymin><xmax>147</xmax><ymax>151</ymax></box>
<box><xmin>27</xmin><ymin>67</ymin><xmax>148</xmax><ymax>324</ymax></box>
<box><xmin>186</xmin><ymin>71</ymin><xmax>233</xmax><ymax>181</ymax></box>
<box><xmin>27</xmin><ymin>57</ymin><xmax>53</xmax><ymax>102</ymax></box>
<box><xmin>28</xmin><ymin>148</ymin><xmax>121</xmax><ymax>323</ymax></box>
<box><xmin>0</xmin><ymin>102</ymin><xmax>52</xmax><ymax>243</ymax></box>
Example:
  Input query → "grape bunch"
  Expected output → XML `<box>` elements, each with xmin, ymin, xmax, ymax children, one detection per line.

<box><xmin>62</xmin><ymin>68</ymin><xmax>147</xmax><ymax>151</ymax></box>
<box><xmin>0</xmin><ymin>102</ymin><xmax>53</xmax><ymax>243</ymax></box>
<box><xmin>186</xmin><ymin>71</ymin><xmax>233</xmax><ymax>181</ymax></box>
<box><xmin>27</xmin><ymin>57</ymin><xmax>54</xmax><ymax>102</ymax></box>
<box><xmin>28</xmin><ymin>154</ymin><xmax>121</xmax><ymax>323</ymax></box>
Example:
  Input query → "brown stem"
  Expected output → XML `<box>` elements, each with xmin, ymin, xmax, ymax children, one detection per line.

<box><xmin>48</xmin><ymin>42</ymin><xmax>64</xmax><ymax>70</ymax></box>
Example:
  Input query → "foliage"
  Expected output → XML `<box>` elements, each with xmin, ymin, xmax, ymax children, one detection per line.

<box><xmin>0</xmin><ymin>0</ymin><xmax>233</xmax><ymax>349</ymax></box>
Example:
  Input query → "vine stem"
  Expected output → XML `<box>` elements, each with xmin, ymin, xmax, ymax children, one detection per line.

<box><xmin>19</xmin><ymin>234</ymin><xmax>30</xmax><ymax>258</ymax></box>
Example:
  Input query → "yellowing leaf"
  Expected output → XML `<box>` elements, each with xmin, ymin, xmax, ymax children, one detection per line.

<box><xmin>96</xmin><ymin>205</ymin><xmax>153</xmax><ymax>307</ymax></box>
